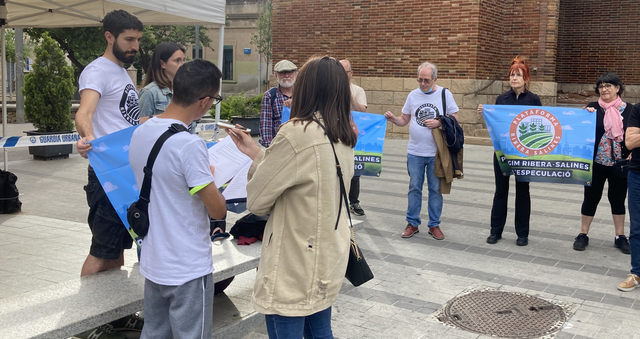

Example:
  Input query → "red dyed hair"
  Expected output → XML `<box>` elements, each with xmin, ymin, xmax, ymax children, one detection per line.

<box><xmin>509</xmin><ymin>56</ymin><xmax>531</xmax><ymax>91</ymax></box>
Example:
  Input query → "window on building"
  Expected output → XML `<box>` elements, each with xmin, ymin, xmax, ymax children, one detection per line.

<box><xmin>223</xmin><ymin>46</ymin><xmax>233</xmax><ymax>80</ymax></box>
<box><xmin>192</xmin><ymin>45</ymin><xmax>203</xmax><ymax>59</ymax></box>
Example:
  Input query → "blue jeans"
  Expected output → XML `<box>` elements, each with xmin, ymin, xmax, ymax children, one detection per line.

<box><xmin>406</xmin><ymin>154</ymin><xmax>442</xmax><ymax>228</ymax></box>
<box><xmin>265</xmin><ymin>307</ymin><xmax>333</xmax><ymax>339</ymax></box>
<box><xmin>629</xmin><ymin>170</ymin><xmax>640</xmax><ymax>276</ymax></box>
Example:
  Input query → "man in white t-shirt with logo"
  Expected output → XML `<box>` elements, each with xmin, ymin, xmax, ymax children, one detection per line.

<box><xmin>75</xmin><ymin>9</ymin><xmax>143</xmax><ymax>278</ymax></box>
<box><xmin>129</xmin><ymin>59</ymin><xmax>227</xmax><ymax>339</ymax></box>
<box><xmin>384</xmin><ymin>61</ymin><xmax>459</xmax><ymax>241</ymax></box>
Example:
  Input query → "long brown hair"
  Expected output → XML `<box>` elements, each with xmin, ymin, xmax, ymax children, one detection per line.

<box><xmin>289</xmin><ymin>56</ymin><xmax>357</xmax><ymax>148</ymax></box>
<box><xmin>141</xmin><ymin>42</ymin><xmax>186</xmax><ymax>90</ymax></box>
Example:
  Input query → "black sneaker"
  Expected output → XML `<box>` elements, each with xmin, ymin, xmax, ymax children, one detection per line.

<box><xmin>516</xmin><ymin>236</ymin><xmax>528</xmax><ymax>246</ymax></box>
<box><xmin>615</xmin><ymin>235</ymin><xmax>631</xmax><ymax>254</ymax></box>
<box><xmin>486</xmin><ymin>234</ymin><xmax>502</xmax><ymax>244</ymax></box>
<box><xmin>350</xmin><ymin>203</ymin><xmax>365</xmax><ymax>216</ymax></box>
<box><xmin>73</xmin><ymin>325</ymin><xmax>127</xmax><ymax>339</ymax></box>
<box><xmin>573</xmin><ymin>233</ymin><xmax>589</xmax><ymax>251</ymax></box>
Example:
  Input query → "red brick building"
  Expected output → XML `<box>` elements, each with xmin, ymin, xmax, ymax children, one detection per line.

<box><xmin>272</xmin><ymin>0</ymin><xmax>640</xmax><ymax>139</ymax></box>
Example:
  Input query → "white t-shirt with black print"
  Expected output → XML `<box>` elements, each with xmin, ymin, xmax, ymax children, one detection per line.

<box><xmin>79</xmin><ymin>57</ymin><xmax>140</xmax><ymax>139</ymax></box>
<box><xmin>402</xmin><ymin>86</ymin><xmax>459</xmax><ymax>157</ymax></box>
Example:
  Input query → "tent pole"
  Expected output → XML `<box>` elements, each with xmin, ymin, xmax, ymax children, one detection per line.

<box><xmin>2</xmin><ymin>27</ymin><xmax>7</xmax><ymax>171</ymax></box>
<box><xmin>214</xmin><ymin>24</ymin><xmax>224</xmax><ymax>142</ymax></box>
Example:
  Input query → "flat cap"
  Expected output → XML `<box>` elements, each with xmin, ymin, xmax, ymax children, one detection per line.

<box><xmin>274</xmin><ymin>60</ymin><xmax>297</xmax><ymax>72</ymax></box>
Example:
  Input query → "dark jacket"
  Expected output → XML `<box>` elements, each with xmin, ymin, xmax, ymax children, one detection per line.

<box><xmin>585</xmin><ymin>101</ymin><xmax>633</xmax><ymax>160</ymax></box>
<box><xmin>495</xmin><ymin>89</ymin><xmax>542</xmax><ymax>106</ymax></box>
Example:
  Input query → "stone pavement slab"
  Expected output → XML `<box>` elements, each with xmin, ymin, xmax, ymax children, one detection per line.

<box><xmin>242</xmin><ymin>140</ymin><xmax>639</xmax><ymax>338</ymax></box>
<box><xmin>0</xmin><ymin>129</ymin><xmax>639</xmax><ymax>338</ymax></box>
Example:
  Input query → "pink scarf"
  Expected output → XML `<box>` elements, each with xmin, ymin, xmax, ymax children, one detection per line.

<box><xmin>598</xmin><ymin>96</ymin><xmax>624</xmax><ymax>142</ymax></box>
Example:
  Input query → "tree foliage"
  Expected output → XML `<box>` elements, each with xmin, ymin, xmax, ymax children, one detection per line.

<box><xmin>136</xmin><ymin>25</ymin><xmax>212</xmax><ymax>76</ymax></box>
<box><xmin>25</xmin><ymin>27</ymin><xmax>105</xmax><ymax>76</ymax></box>
<box><xmin>23</xmin><ymin>33</ymin><xmax>75</xmax><ymax>132</ymax></box>
<box><xmin>251</xmin><ymin>0</ymin><xmax>272</xmax><ymax>67</ymax></box>
<box><xmin>25</xmin><ymin>26</ymin><xmax>213</xmax><ymax>80</ymax></box>
<box><xmin>6</xmin><ymin>29</ymin><xmax>16</xmax><ymax>63</ymax></box>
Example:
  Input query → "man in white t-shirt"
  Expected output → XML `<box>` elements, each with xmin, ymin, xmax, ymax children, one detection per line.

<box><xmin>340</xmin><ymin>59</ymin><xmax>368</xmax><ymax>216</ymax></box>
<box><xmin>129</xmin><ymin>59</ymin><xmax>227</xmax><ymax>339</ymax></box>
<box><xmin>75</xmin><ymin>10</ymin><xmax>143</xmax><ymax>278</ymax></box>
<box><xmin>384</xmin><ymin>62</ymin><xmax>459</xmax><ymax>241</ymax></box>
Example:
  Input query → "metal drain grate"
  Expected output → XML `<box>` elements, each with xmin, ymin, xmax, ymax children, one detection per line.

<box><xmin>437</xmin><ymin>290</ymin><xmax>566</xmax><ymax>338</ymax></box>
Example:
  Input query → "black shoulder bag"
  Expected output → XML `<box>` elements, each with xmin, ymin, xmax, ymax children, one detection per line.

<box><xmin>611</xmin><ymin>138</ymin><xmax>629</xmax><ymax>178</ymax></box>
<box><xmin>127</xmin><ymin>123</ymin><xmax>188</xmax><ymax>237</ymax></box>
<box><xmin>318</xmin><ymin>121</ymin><xmax>374</xmax><ymax>287</ymax></box>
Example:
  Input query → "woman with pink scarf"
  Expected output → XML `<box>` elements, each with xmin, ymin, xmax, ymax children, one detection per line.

<box><xmin>573</xmin><ymin>72</ymin><xmax>633</xmax><ymax>254</ymax></box>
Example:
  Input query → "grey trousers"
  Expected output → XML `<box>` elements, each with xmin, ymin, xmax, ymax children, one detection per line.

<box><xmin>141</xmin><ymin>273</ymin><xmax>214</xmax><ymax>339</ymax></box>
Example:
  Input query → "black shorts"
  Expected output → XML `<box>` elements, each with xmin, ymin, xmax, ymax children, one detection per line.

<box><xmin>85</xmin><ymin>166</ymin><xmax>133</xmax><ymax>260</ymax></box>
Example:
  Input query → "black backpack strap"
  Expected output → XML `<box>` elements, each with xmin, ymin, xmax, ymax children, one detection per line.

<box><xmin>137</xmin><ymin>123</ymin><xmax>189</xmax><ymax>209</ymax></box>
<box><xmin>269</xmin><ymin>87</ymin><xmax>278</xmax><ymax>111</ymax></box>
<box><xmin>441</xmin><ymin>87</ymin><xmax>447</xmax><ymax>117</ymax></box>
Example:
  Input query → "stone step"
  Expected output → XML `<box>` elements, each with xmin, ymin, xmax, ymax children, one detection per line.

<box><xmin>464</xmin><ymin>136</ymin><xmax>492</xmax><ymax>147</ymax></box>
<box><xmin>474</xmin><ymin>128</ymin><xmax>490</xmax><ymax>138</ymax></box>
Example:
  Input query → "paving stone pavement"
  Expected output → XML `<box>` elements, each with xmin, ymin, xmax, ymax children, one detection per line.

<box><xmin>0</xmin><ymin>125</ymin><xmax>639</xmax><ymax>338</ymax></box>
<box><xmin>242</xmin><ymin>139</ymin><xmax>640</xmax><ymax>339</ymax></box>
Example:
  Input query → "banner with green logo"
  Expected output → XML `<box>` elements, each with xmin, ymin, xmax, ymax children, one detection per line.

<box><xmin>483</xmin><ymin>105</ymin><xmax>596</xmax><ymax>186</ymax></box>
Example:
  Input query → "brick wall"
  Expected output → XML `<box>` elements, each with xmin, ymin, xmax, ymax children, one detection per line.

<box><xmin>557</xmin><ymin>0</ymin><xmax>640</xmax><ymax>85</ymax></box>
<box><xmin>476</xmin><ymin>0</ymin><xmax>504</xmax><ymax>80</ymax></box>
<box><xmin>273</xmin><ymin>0</ymin><xmax>484</xmax><ymax>79</ymax></box>
<box><xmin>273</xmin><ymin>0</ymin><xmax>559</xmax><ymax>82</ymax></box>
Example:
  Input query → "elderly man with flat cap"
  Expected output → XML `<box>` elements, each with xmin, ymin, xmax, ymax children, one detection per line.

<box><xmin>259</xmin><ymin>59</ymin><xmax>297</xmax><ymax>147</ymax></box>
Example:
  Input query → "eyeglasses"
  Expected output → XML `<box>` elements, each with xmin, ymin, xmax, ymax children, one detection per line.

<box><xmin>417</xmin><ymin>78</ymin><xmax>434</xmax><ymax>84</ymax></box>
<box><xmin>598</xmin><ymin>84</ymin><xmax>614</xmax><ymax>90</ymax></box>
<box><xmin>509</xmin><ymin>73</ymin><xmax>523</xmax><ymax>78</ymax></box>
<box><xmin>345</xmin><ymin>69</ymin><xmax>353</xmax><ymax>73</ymax></box>
<box><xmin>199</xmin><ymin>94</ymin><xmax>223</xmax><ymax>105</ymax></box>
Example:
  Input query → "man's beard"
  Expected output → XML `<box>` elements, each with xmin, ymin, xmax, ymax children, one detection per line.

<box><xmin>113</xmin><ymin>41</ymin><xmax>137</xmax><ymax>64</ymax></box>
<box><xmin>278</xmin><ymin>78</ymin><xmax>295</xmax><ymax>88</ymax></box>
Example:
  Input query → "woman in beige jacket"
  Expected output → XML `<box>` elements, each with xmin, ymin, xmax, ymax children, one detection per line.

<box><xmin>226</xmin><ymin>56</ymin><xmax>357</xmax><ymax>338</ymax></box>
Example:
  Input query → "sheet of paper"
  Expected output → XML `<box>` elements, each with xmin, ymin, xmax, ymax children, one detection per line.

<box><xmin>208</xmin><ymin>136</ymin><xmax>252</xmax><ymax>188</ymax></box>
<box><xmin>222</xmin><ymin>161</ymin><xmax>251</xmax><ymax>201</ymax></box>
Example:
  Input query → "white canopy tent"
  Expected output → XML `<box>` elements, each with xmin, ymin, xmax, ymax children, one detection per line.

<box><xmin>0</xmin><ymin>0</ymin><xmax>227</xmax><ymax>169</ymax></box>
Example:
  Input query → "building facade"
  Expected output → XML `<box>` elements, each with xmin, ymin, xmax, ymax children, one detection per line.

<box><xmin>204</xmin><ymin>0</ymin><xmax>268</xmax><ymax>97</ymax></box>
<box><xmin>271</xmin><ymin>0</ymin><xmax>640</xmax><ymax>139</ymax></box>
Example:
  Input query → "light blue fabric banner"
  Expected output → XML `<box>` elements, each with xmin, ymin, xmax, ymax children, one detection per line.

<box><xmin>86</xmin><ymin>125</ymin><xmax>142</xmax><ymax>245</ymax></box>
<box><xmin>281</xmin><ymin>107</ymin><xmax>387</xmax><ymax>176</ymax></box>
<box><xmin>87</xmin><ymin>125</ymin><xmax>222</xmax><ymax>246</ymax></box>
<box><xmin>483</xmin><ymin>105</ymin><xmax>596</xmax><ymax>185</ymax></box>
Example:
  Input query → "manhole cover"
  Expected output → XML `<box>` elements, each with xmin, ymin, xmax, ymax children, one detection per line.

<box><xmin>438</xmin><ymin>290</ymin><xmax>566</xmax><ymax>338</ymax></box>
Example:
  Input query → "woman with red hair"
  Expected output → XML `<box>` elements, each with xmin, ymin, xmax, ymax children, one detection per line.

<box><xmin>478</xmin><ymin>57</ymin><xmax>541</xmax><ymax>246</ymax></box>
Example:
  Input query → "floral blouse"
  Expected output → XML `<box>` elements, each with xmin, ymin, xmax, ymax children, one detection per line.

<box><xmin>594</xmin><ymin>103</ymin><xmax>626</xmax><ymax>166</ymax></box>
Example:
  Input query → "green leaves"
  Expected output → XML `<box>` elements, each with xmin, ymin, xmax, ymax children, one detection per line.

<box><xmin>137</xmin><ymin>25</ymin><xmax>213</xmax><ymax>75</ymax></box>
<box><xmin>250</xmin><ymin>0</ymin><xmax>272</xmax><ymax>66</ymax></box>
<box><xmin>23</xmin><ymin>33</ymin><xmax>75</xmax><ymax>133</ymax></box>
<box><xmin>216</xmin><ymin>92</ymin><xmax>262</xmax><ymax>120</ymax></box>
<box><xmin>26</xmin><ymin>26</ymin><xmax>214</xmax><ymax>82</ymax></box>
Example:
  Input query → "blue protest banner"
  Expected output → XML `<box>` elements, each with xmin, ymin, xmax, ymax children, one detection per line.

<box><xmin>483</xmin><ymin>105</ymin><xmax>596</xmax><ymax>185</ymax></box>
<box><xmin>281</xmin><ymin>107</ymin><xmax>387</xmax><ymax>176</ymax></box>
<box><xmin>86</xmin><ymin>125</ymin><xmax>142</xmax><ymax>245</ymax></box>
<box><xmin>87</xmin><ymin>126</ymin><xmax>224</xmax><ymax>247</ymax></box>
